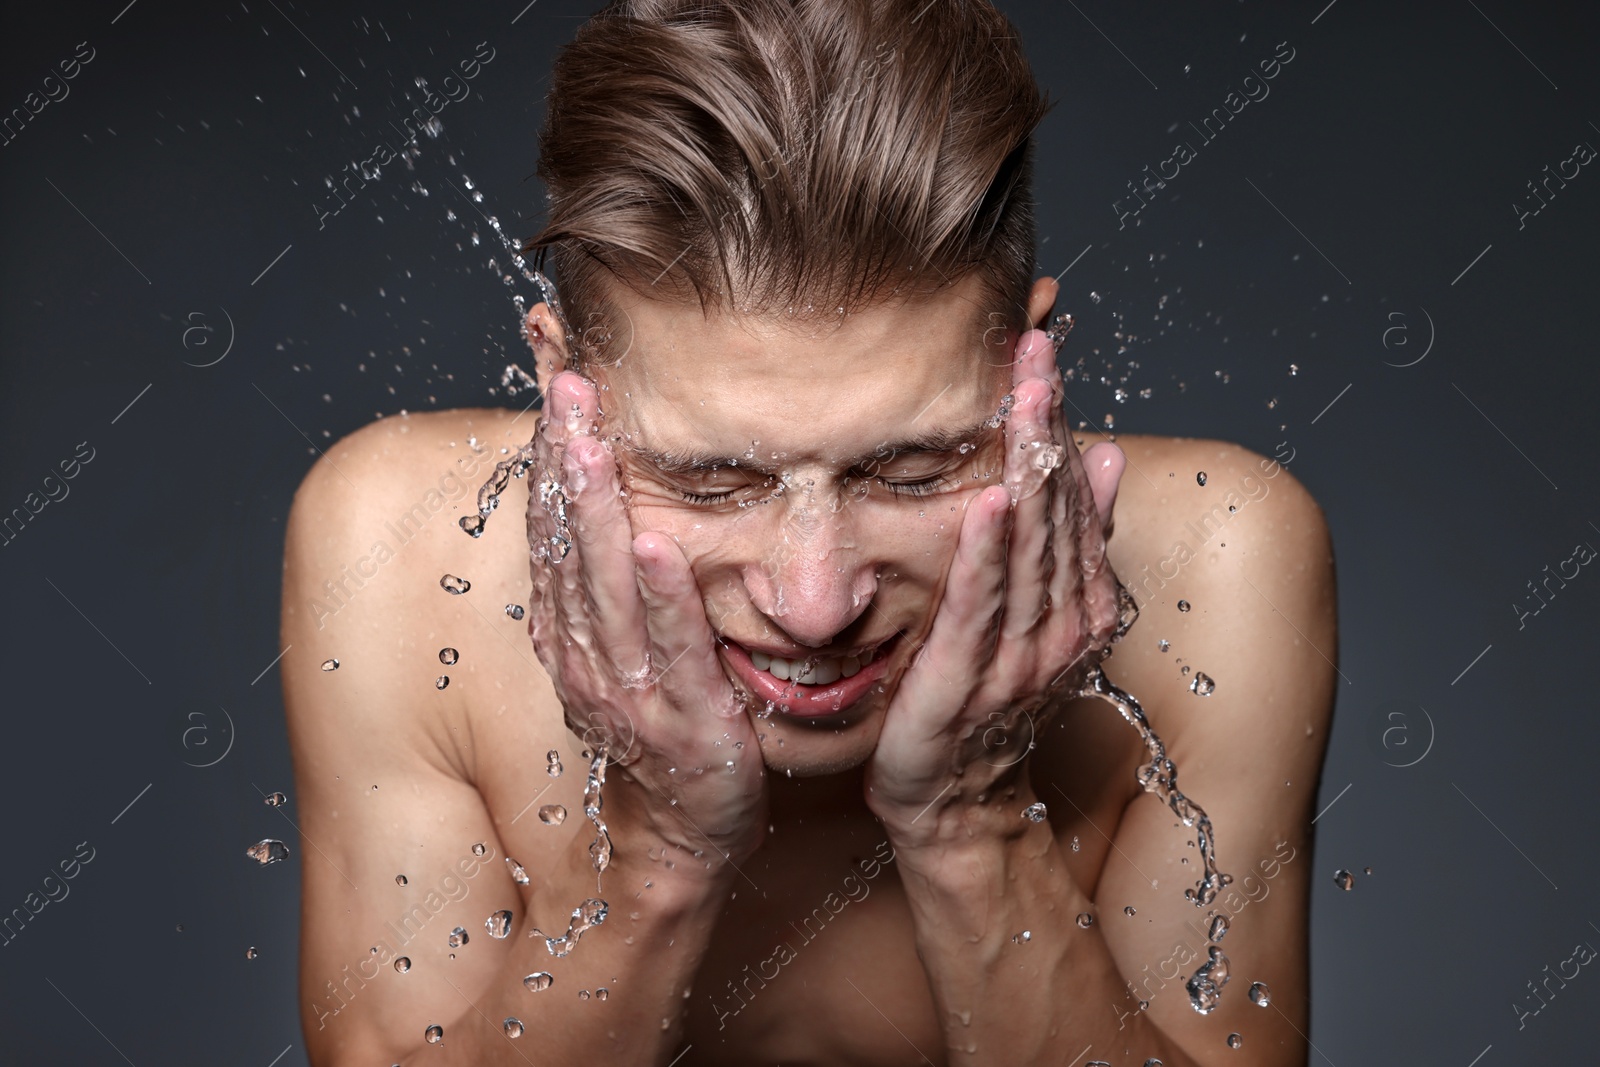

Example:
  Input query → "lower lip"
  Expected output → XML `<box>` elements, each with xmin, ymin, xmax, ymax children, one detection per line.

<box><xmin>720</xmin><ymin>639</ymin><xmax>893</xmax><ymax>718</ymax></box>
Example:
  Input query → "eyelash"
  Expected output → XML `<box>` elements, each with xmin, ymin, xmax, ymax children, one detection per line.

<box><xmin>673</xmin><ymin>475</ymin><xmax>947</xmax><ymax>506</ymax></box>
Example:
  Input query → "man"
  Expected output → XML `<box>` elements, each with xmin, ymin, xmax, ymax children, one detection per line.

<box><xmin>280</xmin><ymin>1</ymin><xmax>1335</xmax><ymax>1064</ymax></box>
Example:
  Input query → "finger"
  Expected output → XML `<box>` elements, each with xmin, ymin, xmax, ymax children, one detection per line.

<box><xmin>894</xmin><ymin>486</ymin><xmax>1012</xmax><ymax>717</ymax></box>
<box><xmin>1081</xmin><ymin>441</ymin><xmax>1126</xmax><ymax>534</ymax></box>
<box><xmin>1011</xmin><ymin>327</ymin><xmax>1058</xmax><ymax>386</ymax></box>
<box><xmin>565</xmin><ymin>435</ymin><xmax>650</xmax><ymax>677</ymax></box>
<box><xmin>999</xmin><ymin>377</ymin><xmax>1058</xmax><ymax>640</ymax></box>
<box><xmin>632</xmin><ymin>532</ymin><xmax>742</xmax><ymax>728</ymax></box>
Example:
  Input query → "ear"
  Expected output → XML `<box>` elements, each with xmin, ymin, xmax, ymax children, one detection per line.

<box><xmin>1026</xmin><ymin>276</ymin><xmax>1059</xmax><ymax>330</ymax></box>
<box><xmin>525</xmin><ymin>302</ymin><xmax>572</xmax><ymax>397</ymax></box>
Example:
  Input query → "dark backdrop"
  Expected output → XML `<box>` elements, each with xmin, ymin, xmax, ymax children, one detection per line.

<box><xmin>2</xmin><ymin>0</ymin><xmax>1595</xmax><ymax>1063</ymax></box>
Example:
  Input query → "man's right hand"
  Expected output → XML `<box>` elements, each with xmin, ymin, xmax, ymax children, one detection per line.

<box><xmin>527</xmin><ymin>370</ymin><xmax>769</xmax><ymax>871</ymax></box>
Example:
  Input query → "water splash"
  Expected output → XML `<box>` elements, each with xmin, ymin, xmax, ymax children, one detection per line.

<box><xmin>1076</xmin><ymin>666</ymin><xmax>1225</xmax><ymax>908</ymax></box>
<box><xmin>1185</xmin><ymin>944</ymin><xmax>1231</xmax><ymax>1014</ymax></box>
<box><xmin>529</xmin><ymin>899</ymin><xmax>609</xmax><ymax>958</ymax></box>
<box><xmin>245</xmin><ymin>839</ymin><xmax>290</xmax><ymax>866</ymax></box>
<box><xmin>584</xmin><ymin>745</ymin><xmax>613</xmax><ymax>878</ymax></box>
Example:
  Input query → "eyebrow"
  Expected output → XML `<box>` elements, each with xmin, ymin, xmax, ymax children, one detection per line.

<box><xmin>623</xmin><ymin>419</ymin><xmax>996</xmax><ymax>478</ymax></box>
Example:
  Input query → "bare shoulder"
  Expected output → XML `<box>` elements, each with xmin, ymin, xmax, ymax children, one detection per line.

<box><xmin>1082</xmin><ymin>429</ymin><xmax>1338</xmax><ymax>763</ymax></box>
<box><xmin>280</xmin><ymin>405</ymin><xmax>541</xmax><ymax>763</ymax></box>
<box><xmin>279</xmin><ymin>407</ymin><xmax>554</xmax><ymax>1059</ymax></box>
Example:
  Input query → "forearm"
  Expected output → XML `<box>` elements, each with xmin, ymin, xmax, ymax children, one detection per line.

<box><xmin>434</xmin><ymin>818</ymin><xmax>734</xmax><ymax>1066</ymax></box>
<box><xmin>888</xmin><ymin>788</ymin><xmax>1199</xmax><ymax>1067</ymax></box>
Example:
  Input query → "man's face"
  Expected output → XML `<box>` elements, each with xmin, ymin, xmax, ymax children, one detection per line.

<box><xmin>585</xmin><ymin>273</ymin><xmax>1016</xmax><ymax>777</ymax></box>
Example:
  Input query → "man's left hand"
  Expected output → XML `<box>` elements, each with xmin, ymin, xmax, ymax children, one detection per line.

<box><xmin>864</xmin><ymin>326</ymin><xmax>1129</xmax><ymax>844</ymax></box>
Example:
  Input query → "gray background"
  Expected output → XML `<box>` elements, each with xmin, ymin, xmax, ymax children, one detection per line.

<box><xmin>2</xmin><ymin>0</ymin><xmax>1595</xmax><ymax>1063</ymax></box>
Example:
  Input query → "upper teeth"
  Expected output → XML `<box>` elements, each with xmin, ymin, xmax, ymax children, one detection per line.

<box><xmin>750</xmin><ymin>650</ymin><xmax>866</xmax><ymax>686</ymax></box>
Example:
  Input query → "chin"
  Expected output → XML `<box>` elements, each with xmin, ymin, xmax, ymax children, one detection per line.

<box><xmin>747</xmin><ymin>706</ymin><xmax>883</xmax><ymax>779</ymax></box>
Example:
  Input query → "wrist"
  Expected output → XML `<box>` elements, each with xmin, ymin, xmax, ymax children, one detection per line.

<box><xmin>876</xmin><ymin>774</ymin><xmax>1044</xmax><ymax>864</ymax></box>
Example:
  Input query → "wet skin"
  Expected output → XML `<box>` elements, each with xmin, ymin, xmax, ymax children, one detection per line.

<box><xmin>282</xmin><ymin>273</ymin><xmax>1337</xmax><ymax>1066</ymax></box>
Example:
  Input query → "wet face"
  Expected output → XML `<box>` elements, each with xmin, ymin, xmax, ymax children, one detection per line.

<box><xmin>565</xmin><ymin>274</ymin><xmax>1018</xmax><ymax>777</ymax></box>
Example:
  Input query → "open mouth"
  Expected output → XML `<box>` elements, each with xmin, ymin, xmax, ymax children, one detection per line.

<box><xmin>718</xmin><ymin>635</ymin><xmax>898</xmax><ymax>718</ymax></box>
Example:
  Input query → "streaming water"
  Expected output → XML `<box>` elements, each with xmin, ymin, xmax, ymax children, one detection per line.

<box><xmin>1075</xmin><ymin>663</ymin><xmax>1225</xmax><ymax>913</ymax></box>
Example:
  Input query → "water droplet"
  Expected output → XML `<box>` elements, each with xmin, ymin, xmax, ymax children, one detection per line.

<box><xmin>1071</xmin><ymin>835</ymin><xmax>1080</xmax><ymax>852</ymax></box>
<box><xmin>1124</xmin><ymin>906</ymin><xmax>1137</xmax><ymax>916</ymax></box>
<box><xmin>1363</xmin><ymin>866</ymin><xmax>1373</xmax><ymax>876</ymax></box>
<box><xmin>579</xmin><ymin>989</ymin><xmax>591</xmax><ymax>1000</ymax></box>
<box><xmin>1145</xmin><ymin>1060</ymin><xmax>1164</xmax><ymax>1067</ymax></box>
<box><xmin>539</xmin><ymin>804</ymin><xmax>567</xmax><ymax>826</ymax></box>
<box><xmin>1033</xmin><ymin>444</ymin><xmax>1065</xmax><ymax>471</ymax></box>
<box><xmin>524</xmin><ymin>972</ymin><xmax>554</xmax><ymax>992</ymax></box>
<box><xmin>1021</xmin><ymin>802</ymin><xmax>1048</xmax><ymax>823</ymax></box>
<box><xmin>439</xmin><ymin>647</ymin><xmax>459</xmax><ymax>665</ymax></box>
<box><xmin>505</xmin><ymin>603</ymin><xmax>526</xmax><ymax>621</ymax></box>
<box><xmin>1189</xmin><ymin>673</ymin><xmax>1216</xmax><ymax>697</ymax></box>
<box><xmin>472</xmin><ymin>842</ymin><xmax>486</xmax><ymax>857</ymax></box>
<box><xmin>1185</xmin><ymin>944</ymin><xmax>1231</xmax><ymax>1014</ymax></box>
<box><xmin>503</xmin><ymin>1017</ymin><xmax>524</xmax><ymax>1039</ymax></box>
<box><xmin>440</xmin><ymin>574</ymin><xmax>471</xmax><ymax>595</ymax></box>
<box><xmin>425</xmin><ymin>1024</ymin><xmax>443</xmax><ymax>1044</ymax></box>
<box><xmin>245</xmin><ymin>839</ymin><xmax>290</xmax><ymax>865</ymax></box>
<box><xmin>395</xmin><ymin>874</ymin><xmax>408</xmax><ymax>886</ymax></box>
<box><xmin>547</xmin><ymin>751</ymin><xmax>563</xmax><ymax>777</ymax></box>
<box><xmin>1090</xmin><ymin>291</ymin><xmax>1103</xmax><ymax>304</ymax></box>
<box><xmin>264</xmin><ymin>791</ymin><xmax>286</xmax><ymax>807</ymax></box>
<box><xmin>1158</xmin><ymin>639</ymin><xmax>1170</xmax><ymax>652</ymax></box>
<box><xmin>506</xmin><ymin>857</ymin><xmax>530</xmax><ymax>885</ymax></box>
<box><xmin>435</xmin><ymin>675</ymin><xmax>451</xmax><ymax>690</ymax></box>
<box><xmin>1289</xmin><ymin>364</ymin><xmax>1300</xmax><ymax>376</ymax></box>
<box><xmin>1076</xmin><ymin>913</ymin><xmax>1094</xmax><ymax>928</ymax></box>
<box><xmin>245</xmin><ymin>946</ymin><xmax>258</xmax><ymax>960</ymax></box>
<box><xmin>1227</xmin><ymin>1033</ymin><xmax>1243</xmax><ymax>1049</ymax></box>
<box><xmin>1177</xmin><ymin>600</ymin><xmax>1191</xmax><ymax>612</ymax></box>
<box><xmin>1011</xmin><ymin>930</ymin><xmax>1032</xmax><ymax>943</ymax></box>
<box><xmin>596</xmin><ymin>987</ymin><xmax>609</xmax><ymax>1000</ymax></box>
<box><xmin>394</xmin><ymin>956</ymin><xmax>411</xmax><ymax>973</ymax></box>
<box><xmin>486</xmin><ymin>910</ymin><xmax>513</xmax><ymax>939</ymax></box>
<box><xmin>448</xmin><ymin>925</ymin><xmax>470</xmax><ymax>948</ymax></box>
<box><xmin>1196</xmin><ymin>472</ymin><xmax>1207</xmax><ymax>486</ymax></box>
<box><xmin>1208</xmin><ymin>913</ymin><xmax>1230</xmax><ymax>941</ymax></box>
<box><xmin>1334</xmin><ymin>868</ymin><xmax>1354</xmax><ymax>890</ymax></box>
<box><xmin>1248</xmin><ymin>981</ymin><xmax>1271</xmax><ymax>1007</ymax></box>
<box><xmin>320</xmin><ymin>658</ymin><xmax>340</xmax><ymax>671</ymax></box>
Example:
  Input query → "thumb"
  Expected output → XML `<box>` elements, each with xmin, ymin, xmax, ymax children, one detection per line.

<box><xmin>1081</xmin><ymin>442</ymin><xmax>1126</xmax><ymax>532</ymax></box>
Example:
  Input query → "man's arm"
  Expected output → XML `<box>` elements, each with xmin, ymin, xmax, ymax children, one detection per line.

<box><xmin>281</xmin><ymin>414</ymin><xmax>739</xmax><ymax>1066</ymax></box>
<box><xmin>885</xmin><ymin>440</ymin><xmax>1334</xmax><ymax>1066</ymax></box>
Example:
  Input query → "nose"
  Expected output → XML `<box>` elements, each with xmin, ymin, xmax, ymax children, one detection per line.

<box><xmin>741</xmin><ymin>500</ymin><xmax>878</xmax><ymax>648</ymax></box>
